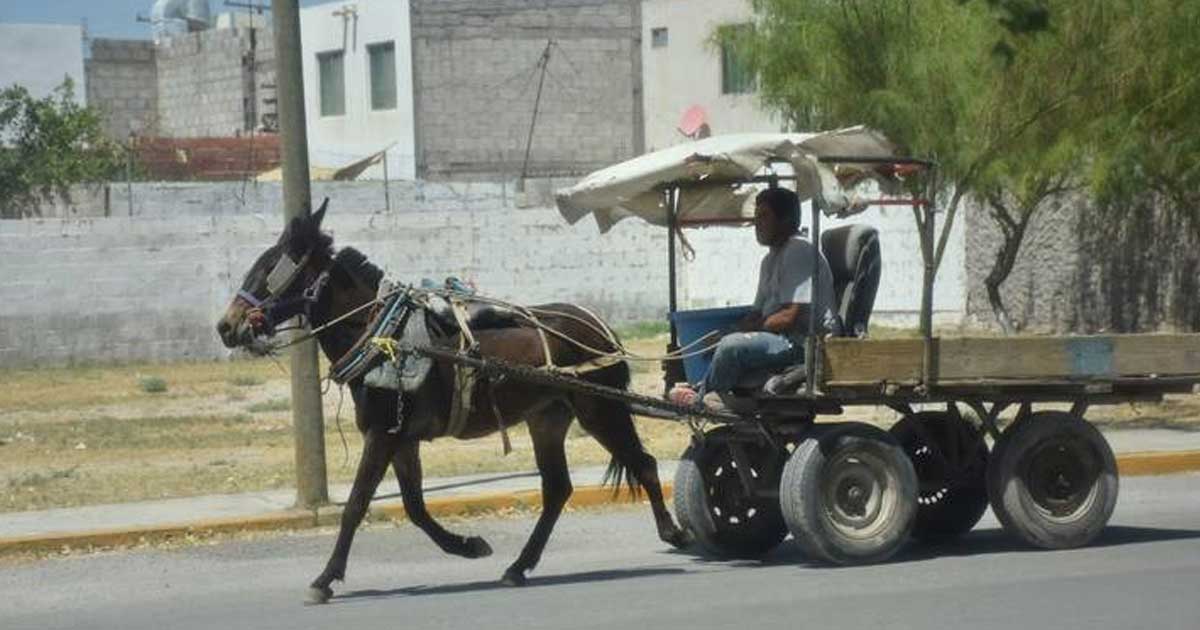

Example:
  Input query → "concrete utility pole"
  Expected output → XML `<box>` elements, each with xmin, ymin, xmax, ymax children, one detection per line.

<box><xmin>272</xmin><ymin>0</ymin><xmax>329</xmax><ymax>509</ymax></box>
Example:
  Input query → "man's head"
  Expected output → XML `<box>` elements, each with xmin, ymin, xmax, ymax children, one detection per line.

<box><xmin>754</xmin><ymin>187</ymin><xmax>800</xmax><ymax>246</ymax></box>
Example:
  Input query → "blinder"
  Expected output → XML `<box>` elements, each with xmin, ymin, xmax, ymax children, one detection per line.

<box><xmin>237</xmin><ymin>250</ymin><xmax>322</xmax><ymax>335</ymax></box>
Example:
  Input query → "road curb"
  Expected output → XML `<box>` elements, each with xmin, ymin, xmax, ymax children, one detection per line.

<box><xmin>3</xmin><ymin>450</ymin><xmax>1198</xmax><ymax>557</ymax></box>
<box><xmin>0</xmin><ymin>509</ymin><xmax>318</xmax><ymax>556</ymax></box>
<box><xmin>1116</xmin><ymin>450</ymin><xmax>1200</xmax><ymax>476</ymax></box>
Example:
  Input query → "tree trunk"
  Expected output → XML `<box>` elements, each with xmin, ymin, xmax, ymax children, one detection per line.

<box><xmin>983</xmin><ymin>204</ymin><xmax>1032</xmax><ymax>336</ymax></box>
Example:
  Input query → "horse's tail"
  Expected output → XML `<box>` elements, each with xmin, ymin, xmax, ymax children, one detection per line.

<box><xmin>593</xmin><ymin>359</ymin><xmax>645</xmax><ymax>498</ymax></box>
<box><xmin>600</xmin><ymin>437</ymin><xmax>644</xmax><ymax>498</ymax></box>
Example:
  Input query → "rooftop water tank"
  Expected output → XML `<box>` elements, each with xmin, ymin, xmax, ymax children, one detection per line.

<box><xmin>151</xmin><ymin>0</ymin><xmax>212</xmax><ymax>42</ymax></box>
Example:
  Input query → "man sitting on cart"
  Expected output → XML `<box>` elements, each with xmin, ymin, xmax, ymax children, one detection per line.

<box><xmin>669</xmin><ymin>187</ymin><xmax>840</xmax><ymax>411</ymax></box>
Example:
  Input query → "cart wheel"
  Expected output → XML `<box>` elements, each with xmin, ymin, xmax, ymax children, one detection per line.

<box><xmin>987</xmin><ymin>411</ymin><xmax>1118</xmax><ymax>549</ymax></box>
<box><xmin>780</xmin><ymin>423</ymin><xmax>917</xmax><ymax>565</ymax></box>
<box><xmin>890</xmin><ymin>411</ymin><xmax>989</xmax><ymax>543</ymax></box>
<box><xmin>674</xmin><ymin>428</ymin><xmax>788</xmax><ymax>558</ymax></box>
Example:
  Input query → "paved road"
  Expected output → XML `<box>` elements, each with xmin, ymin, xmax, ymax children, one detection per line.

<box><xmin>2</xmin><ymin>473</ymin><xmax>1198</xmax><ymax>630</ymax></box>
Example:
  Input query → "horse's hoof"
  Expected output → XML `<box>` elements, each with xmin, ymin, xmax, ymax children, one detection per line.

<box><xmin>306</xmin><ymin>585</ymin><xmax>333</xmax><ymax>605</ymax></box>
<box><xmin>664</xmin><ymin>527</ymin><xmax>694</xmax><ymax>550</ymax></box>
<box><xmin>465</xmin><ymin>536</ymin><xmax>493</xmax><ymax>559</ymax></box>
<box><xmin>500</xmin><ymin>568</ymin><xmax>527</xmax><ymax>587</ymax></box>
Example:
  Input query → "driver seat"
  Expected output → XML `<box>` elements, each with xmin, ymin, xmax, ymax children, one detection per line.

<box><xmin>731</xmin><ymin>224</ymin><xmax>881</xmax><ymax>399</ymax></box>
<box><xmin>821</xmin><ymin>224</ymin><xmax>881</xmax><ymax>338</ymax></box>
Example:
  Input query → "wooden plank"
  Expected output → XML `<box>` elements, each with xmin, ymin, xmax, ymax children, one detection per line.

<box><xmin>822</xmin><ymin>338</ymin><xmax>924</xmax><ymax>384</ymax></box>
<box><xmin>1112</xmin><ymin>334</ymin><xmax>1200</xmax><ymax>376</ymax></box>
<box><xmin>820</xmin><ymin>334</ymin><xmax>1200</xmax><ymax>386</ymax></box>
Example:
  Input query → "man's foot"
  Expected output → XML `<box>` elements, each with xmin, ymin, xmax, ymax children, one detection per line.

<box><xmin>668</xmin><ymin>386</ymin><xmax>729</xmax><ymax>413</ymax></box>
<box><xmin>668</xmin><ymin>385</ymin><xmax>700</xmax><ymax>407</ymax></box>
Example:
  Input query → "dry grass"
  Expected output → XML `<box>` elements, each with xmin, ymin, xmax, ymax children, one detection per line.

<box><xmin>0</xmin><ymin>335</ymin><xmax>693</xmax><ymax>514</ymax></box>
<box><xmin>2</xmin><ymin>328</ymin><xmax>1197</xmax><ymax>514</ymax></box>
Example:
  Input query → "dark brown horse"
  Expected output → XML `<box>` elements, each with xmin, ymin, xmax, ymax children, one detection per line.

<box><xmin>215</xmin><ymin>202</ymin><xmax>689</xmax><ymax>604</ymax></box>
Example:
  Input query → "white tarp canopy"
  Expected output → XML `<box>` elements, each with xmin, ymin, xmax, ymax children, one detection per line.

<box><xmin>555</xmin><ymin>126</ymin><xmax>904</xmax><ymax>233</ymax></box>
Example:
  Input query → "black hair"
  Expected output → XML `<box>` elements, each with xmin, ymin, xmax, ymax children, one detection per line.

<box><xmin>756</xmin><ymin>187</ymin><xmax>800</xmax><ymax>233</ymax></box>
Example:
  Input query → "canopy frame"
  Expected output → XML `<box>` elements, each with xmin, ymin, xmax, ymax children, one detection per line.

<box><xmin>660</xmin><ymin>155</ymin><xmax>937</xmax><ymax>398</ymax></box>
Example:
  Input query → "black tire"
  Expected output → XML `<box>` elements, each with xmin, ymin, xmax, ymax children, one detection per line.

<box><xmin>674</xmin><ymin>428</ymin><xmax>789</xmax><ymax>558</ymax></box>
<box><xmin>987</xmin><ymin>411</ymin><xmax>1118</xmax><ymax>549</ymax></box>
<box><xmin>890</xmin><ymin>411</ymin><xmax>989</xmax><ymax>543</ymax></box>
<box><xmin>780</xmin><ymin>423</ymin><xmax>917</xmax><ymax>565</ymax></box>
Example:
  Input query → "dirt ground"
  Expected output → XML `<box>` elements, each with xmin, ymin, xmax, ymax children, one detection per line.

<box><xmin>2</xmin><ymin>332</ymin><xmax>1198</xmax><ymax>514</ymax></box>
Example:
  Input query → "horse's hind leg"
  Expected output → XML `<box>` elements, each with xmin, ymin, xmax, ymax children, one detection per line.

<box><xmin>391</xmin><ymin>439</ymin><xmax>493</xmax><ymax>558</ymax></box>
<box><xmin>502</xmin><ymin>407</ymin><xmax>573</xmax><ymax>586</ymax></box>
<box><xmin>573</xmin><ymin>395</ymin><xmax>691</xmax><ymax>549</ymax></box>
<box><xmin>308</xmin><ymin>427</ymin><xmax>396</xmax><ymax>604</ymax></box>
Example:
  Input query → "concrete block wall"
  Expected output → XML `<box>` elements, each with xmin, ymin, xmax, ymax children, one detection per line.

<box><xmin>1</xmin><ymin>176</ymin><xmax>970</xmax><ymax>366</ymax></box>
<box><xmin>156</xmin><ymin>28</ymin><xmax>257</xmax><ymax>137</ymax></box>
<box><xmin>1072</xmin><ymin>199</ymin><xmax>1200</xmax><ymax>333</ymax></box>
<box><xmin>964</xmin><ymin>195</ymin><xmax>1200</xmax><ymax>333</ymax></box>
<box><xmin>964</xmin><ymin>197</ymin><xmax>1082</xmax><ymax>332</ymax></box>
<box><xmin>411</xmin><ymin>0</ymin><xmax>640</xmax><ymax>180</ymax></box>
<box><xmin>0</xmin><ymin>179</ymin><xmax>670</xmax><ymax>367</ymax></box>
<box><xmin>86</xmin><ymin>39</ymin><xmax>159</xmax><ymax>139</ymax></box>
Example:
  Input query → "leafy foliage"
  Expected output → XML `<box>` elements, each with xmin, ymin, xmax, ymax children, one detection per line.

<box><xmin>1084</xmin><ymin>0</ymin><xmax>1200</xmax><ymax>239</ymax></box>
<box><xmin>731</xmin><ymin>0</ymin><xmax>1150</xmax><ymax>332</ymax></box>
<box><xmin>0</xmin><ymin>78</ymin><xmax>124</xmax><ymax>219</ymax></box>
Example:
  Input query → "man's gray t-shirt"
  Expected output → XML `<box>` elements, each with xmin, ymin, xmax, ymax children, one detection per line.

<box><xmin>753</xmin><ymin>234</ymin><xmax>840</xmax><ymax>339</ymax></box>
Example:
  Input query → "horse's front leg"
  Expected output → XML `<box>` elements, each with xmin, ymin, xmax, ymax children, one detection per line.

<box><xmin>392</xmin><ymin>439</ymin><xmax>493</xmax><ymax>558</ymax></box>
<box><xmin>308</xmin><ymin>427</ymin><xmax>397</xmax><ymax>604</ymax></box>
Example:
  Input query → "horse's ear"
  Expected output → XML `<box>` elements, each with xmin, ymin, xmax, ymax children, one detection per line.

<box><xmin>311</xmin><ymin>198</ymin><xmax>328</xmax><ymax>229</ymax></box>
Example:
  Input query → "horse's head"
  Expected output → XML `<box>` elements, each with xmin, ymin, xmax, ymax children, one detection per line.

<box><xmin>216</xmin><ymin>199</ymin><xmax>330</xmax><ymax>354</ymax></box>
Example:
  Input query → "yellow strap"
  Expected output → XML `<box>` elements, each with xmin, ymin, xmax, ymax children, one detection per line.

<box><xmin>370</xmin><ymin>336</ymin><xmax>400</xmax><ymax>363</ymax></box>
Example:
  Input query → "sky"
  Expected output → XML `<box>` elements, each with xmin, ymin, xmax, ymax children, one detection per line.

<box><xmin>0</xmin><ymin>0</ymin><xmax>329</xmax><ymax>40</ymax></box>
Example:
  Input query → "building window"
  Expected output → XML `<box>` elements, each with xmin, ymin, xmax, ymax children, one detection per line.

<box><xmin>318</xmin><ymin>50</ymin><xmax>345</xmax><ymax>117</ymax></box>
<box><xmin>720</xmin><ymin>24</ymin><xmax>755</xmax><ymax>95</ymax></box>
<box><xmin>368</xmin><ymin>41</ymin><xmax>397</xmax><ymax>111</ymax></box>
<box><xmin>651</xmin><ymin>27</ymin><xmax>668</xmax><ymax>48</ymax></box>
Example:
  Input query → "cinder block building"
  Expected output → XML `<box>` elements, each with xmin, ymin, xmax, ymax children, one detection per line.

<box><xmin>81</xmin><ymin>0</ymin><xmax>645</xmax><ymax>182</ymax></box>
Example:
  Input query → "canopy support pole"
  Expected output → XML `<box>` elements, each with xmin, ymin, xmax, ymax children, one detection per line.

<box><xmin>663</xmin><ymin>186</ymin><xmax>684</xmax><ymax>395</ymax></box>
<box><xmin>805</xmin><ymin>198</ymin><xmax>821</xmax><ymax>396</ymax></box>
<box><xmin>919</xmin><ymin>196</ymin><xmax>937</xmax><ymax>392</ymax></box>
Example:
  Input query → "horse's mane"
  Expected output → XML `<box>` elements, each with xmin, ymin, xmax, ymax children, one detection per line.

<box><xmin>333</xmin><ymin>246</ymin><xmax>384</xmax><ymax>290</ymax></box>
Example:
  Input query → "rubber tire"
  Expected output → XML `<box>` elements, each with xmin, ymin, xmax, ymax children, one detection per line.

<box><xmin>674</xmin><ymin>429</ymin><xmax>789</xmax><ymax>559</ymax></box>
<box><xmin>780</xmin><ymin>423</ymin><xmax>918</xmax><ymax>565</ymax></box>
<box><xmin>890</xmin><ymin>412</ymin><xmax>990</xmax><ymax>543</ymax></box>
<box><xmin>987</xmin><ymin>411</ymin><xmax>1118</xmax><ymax>549</ymax></box>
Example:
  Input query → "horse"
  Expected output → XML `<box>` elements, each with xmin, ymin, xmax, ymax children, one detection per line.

<box><xmin>215</xmin><ymin>201</ymin><xmax>690</xmax><ymax>604</ymax></box>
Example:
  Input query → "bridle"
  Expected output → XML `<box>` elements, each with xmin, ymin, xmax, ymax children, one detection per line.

<box><xmin>236</xmin><ymin>249</ymin><xmax>330</xmax><ymax>337</ymax></box>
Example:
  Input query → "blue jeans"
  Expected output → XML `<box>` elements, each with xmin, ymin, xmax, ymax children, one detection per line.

<box><xmin>700</xmin><ymin>332</ymin><xmax>802</xmax><ymax>394</ymax></box>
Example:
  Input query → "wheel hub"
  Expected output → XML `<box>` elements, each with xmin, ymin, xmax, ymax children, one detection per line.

<box><xmin>704</xmin><ymin>445</ymin><xmax>778</xmax><ymax>528</ymax></box>
<box><xmin>1024</xmin><ymin>439</ymin><xmax>1098</xmax><ymax>519</ymax></box>
<box><xmin>824</xmin><ymin>455</ymin><xmax>890</xmax><ymax>537</ymax></box>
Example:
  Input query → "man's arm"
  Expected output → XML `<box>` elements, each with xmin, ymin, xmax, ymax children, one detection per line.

<box><xmin>761</xmin><ymin>303</ymin><xmax>810</xmax><ymax>334</ymax></box>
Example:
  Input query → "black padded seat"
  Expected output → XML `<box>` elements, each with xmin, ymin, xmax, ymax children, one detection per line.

<box><xmin>820</xmin><ymin>224</ymin><xmax>881</xmax><ymax>338</ymax></box>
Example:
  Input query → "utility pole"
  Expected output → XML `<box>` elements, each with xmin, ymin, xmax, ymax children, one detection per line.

<box><xmin>272</xmin><ymin>0</ymin><xmax>329</xmax><ymax>509</ymax></box>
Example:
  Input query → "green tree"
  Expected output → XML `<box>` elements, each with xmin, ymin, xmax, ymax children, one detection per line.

<box><xmin>0</xmin><ymin>78</ymin><xmax>123</xmax><ymax>219</ymax></box>
<box><xmin>734</xmin><ymin>0</ymin><xmax>1107</xmax><ymax>333</ymax></box>
<box><xmin>1086</xmin><ymin>0</ymin><xmax>1200</xmax><ymax>239</ymax></box>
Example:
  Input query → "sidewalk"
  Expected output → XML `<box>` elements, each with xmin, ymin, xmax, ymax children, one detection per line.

<box><xmin>2</xmin><ymin>428</ymin><xmax>1199</xmax><ymax>554</ymax></box>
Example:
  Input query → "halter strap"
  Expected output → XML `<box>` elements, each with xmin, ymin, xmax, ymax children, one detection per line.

<box><xmin>237</xmin><ymin>289</ymin><xmax>264</xmax><ymax>308</ymax></box>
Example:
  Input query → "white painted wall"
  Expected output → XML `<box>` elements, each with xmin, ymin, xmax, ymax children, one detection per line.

<box><xmin>641</xmin><ymin>0</ymin><xmax>780</xmax><ymax>152</ymax></box>
<box><xmin>678</xmin><ymin>202</ymin><xmax>968</xmax><ymax>326</ymax></box>
<box><xmin>0</xmin><ymin>24</ymin><xmax>85</xmax><ymax>103</ymax></box>
<box><xmin>0</xmin><ymin>176</ymin><xmax>969</xmax><ymax>366</ymax></box>
<box><xmin>300</xmin><ymin>0</ymin><xmax>416</xmax><ymax>179</ymax></box>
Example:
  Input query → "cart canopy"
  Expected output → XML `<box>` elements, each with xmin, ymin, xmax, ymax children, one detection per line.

<box><xmin>555</xmin><ymin>126</ymin><xmax>903</xmax><ymax>233</ymax></box>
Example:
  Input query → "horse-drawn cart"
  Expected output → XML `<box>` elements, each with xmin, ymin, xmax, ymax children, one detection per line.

<box><xmin>219</xmin><ymin>128</ymin><xmax>1200</xmax><ymax>600</ymax></box>
<box><xmin>548</xmin><ymin>128</ymin><xmax>1200</xmax><ymax>565</ymax></box>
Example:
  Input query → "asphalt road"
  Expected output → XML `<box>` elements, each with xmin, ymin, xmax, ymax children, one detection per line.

<box><xmin>2</xmin><ymin>473</ymin><xmax>1198</xmax><ymax>630</ymax></box>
